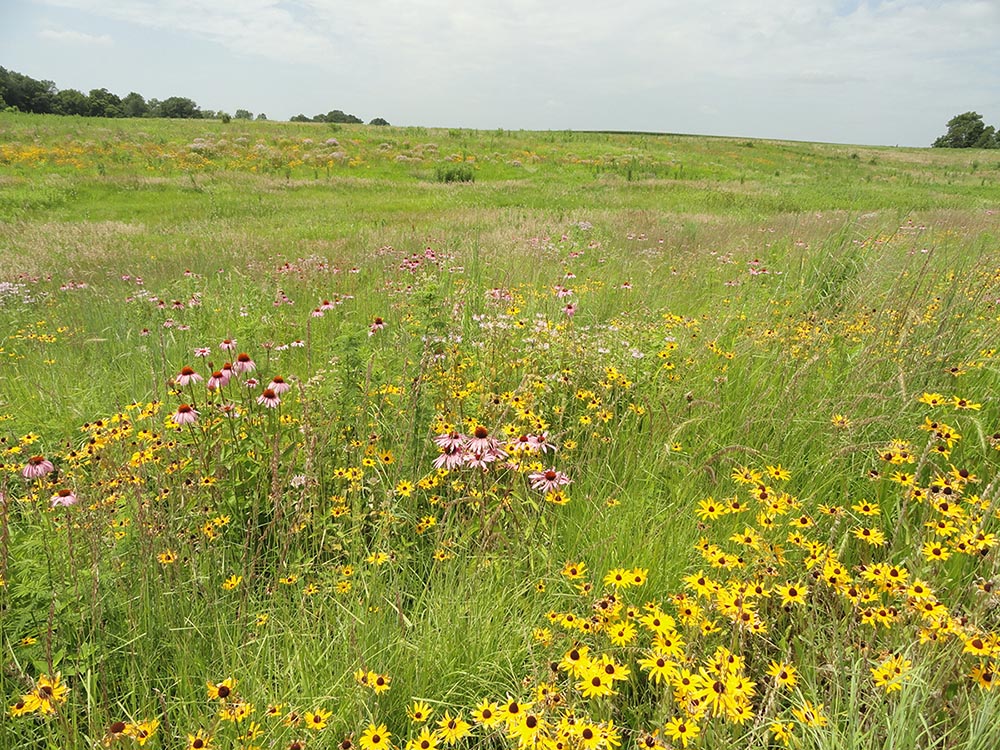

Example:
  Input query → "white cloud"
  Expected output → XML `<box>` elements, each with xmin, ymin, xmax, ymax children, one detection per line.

<box><xmin>25</xmin><ymin>0</ymin><xmax>1000</xmax><ymax>143</ymax></box>
<box><xmin>39</xmin><ymin>27</ymin><xmax>112</xmax><ymax>44</ymax></box>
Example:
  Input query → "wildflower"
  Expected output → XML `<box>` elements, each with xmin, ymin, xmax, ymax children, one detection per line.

<box><xmin>360</xmin><ymin>723</ymin><xmax>391</xmax><ymax>750</ymax></box>
<box><xmin>436</xmin><ymin>712</ymin><xmax>471</xmax><ymax>745</ymax></box>
<box><xmin>257</xmin><ymin>389</ymin><xmax>281</xmax><ymax>408</ymax></box>
<box><xmin>126</xmin><ymin>719</ymin><xmax>160</xmax><ymax>746</ymax></box>
<box><xmin>577</xmin><ymin>669</ymin><xmax>616</xmax><ymax>698</ymax></box>
<box><xmin>22</xmin><ymin>455</ymin><xmax>55</xmax><ymax>479</ymax></box>
<box><xmin>371</xmin><ymin>673</ymin><xmax>391</xmax><ymax>694</ymax></box>
<box><xmin>176</xmin><ymin>366</ymin><xmax>204</xmax><ymax>386</ymax></box>
<box><xmin>472</xmin><ymin>699</ymin><xmax>502</xmax><ymax>728</ymax></box>
<box><xmin>369</xmin><ymin>317</ymin><xmax>386</xmax><ymax>336</ymax></box>
<box><xmin>638</xmin><ymin>651</ymin><xmax>677</xmax><ymax>684</ymax></box>
<box><xmin>663</xmin><ymin>716</ymin><xmax>700</xmax><ymax>748</ymax></box>
<box><xmin>32</xmin><ymin>673</ymin><xmax>69</xmax><ymax>713</ymax></box>
<box><xmin>791</xmin><ymin>701</ymin><xmax>827</xmax><ymax>727</ymax></box>
<box><xmin>50</xmin><ymin>488</ymin><xmax>78</xmax><ymax>508</ymax></box>
<box><xmin>187</xmin><ymin>730</ymin><xmax>213</xmax><ymax>749</ymax></box>
<box><xmin>158</xmin><ymin>550</ymin><xmax>178</xmax><ymax>564</ymax></box>
<box><xmin>233</xmin><ymin>353</ymin><xmax>256</xmax><ymax>374</ymax></box>
<box><xmin>971</xmin><ymin>663</ymin><xmax>998</xmax><ymax>690</ymax></box>
<box><xmin>433</xmin><ymin>431</ymin><xmax>466</xmax><ymax>451</ymax></box>
<box><xmin>207</xmin><ymin>678</ymin><xmax>237</xmax><ymax>701</ymax></box>
<box><xmin>408</xmin><ymin>700</ymin><xmax>433</xmax><ymax>724</ymax></box>
<box><xmin>407</xmin><ymin>728</ymin><xmax>439</xmax><ymax>750</ymax></box>
<box><xmin>269</xmin><ymin>376</ymin><xmax>291</xmax><ymax>394</ymax></box>
<box><xmin>776</xmin><ymin>583</ymin><xmax>808</xmax><ymax>607</ymax></box>
<box><xmin>562</xmin><ymin>561</ymin><xmax>587</xmax><ymax>579</ymax></box>
<box><xmin>767</xmin><ymin>661</ymin><xmax>797</xmax><ymax>688</ymax></box>
<box><xmin>222</xmin><ymin>575</ymin><xmax>242</xmax><ymax>590</ymax></box>
<box><xmin>172</xmin><ymin>404</ymin><xmax>198</xmax><ymax>425</ymax></box>
<box><xmin>528</xmin><ymin>469</ymin><xmax>572</xmax><ymax>493</ymax></box>
<box><xmin>306</xmin><ymin>708</ymin><xmax>332</xmax><ymax>731</ymax></box>
<box><xmin>770</xmin><ymin>721</ymin><xmax>795</xmax><ymax>746</ymax></box>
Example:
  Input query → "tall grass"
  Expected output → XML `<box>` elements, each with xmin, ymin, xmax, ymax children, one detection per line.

<box><xmin>1</xmin><ymin>115</ymin><xmax>1000</xmax><ymax>750</ymax></box>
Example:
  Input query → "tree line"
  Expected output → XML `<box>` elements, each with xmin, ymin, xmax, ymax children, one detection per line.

<box><xmin>0</xmin><ymin>66</ymin><xmax>388</xmax><ymax>125</ymax></box>
<box><xmin>932</xmin><ymin>112</ymin><xmax>999</xmax><ymax>149</ymax></box>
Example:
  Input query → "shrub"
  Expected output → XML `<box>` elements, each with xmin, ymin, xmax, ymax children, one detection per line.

<box><xmin>434</xmin><ymin>163</ymin><xmax>475</xmax><ymax>183</ymax></box>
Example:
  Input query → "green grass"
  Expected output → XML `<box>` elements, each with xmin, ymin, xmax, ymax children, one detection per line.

<box><xmin>2</xmin><ymin>114</ymin><xmax>1000</xmax><ymax>750</ymax></box>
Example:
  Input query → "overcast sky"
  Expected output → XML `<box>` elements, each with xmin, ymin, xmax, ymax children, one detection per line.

<box><xmin>2</xmin><ymin>0</ymin><xmax>999</xmax><ymax>146</ymax></box>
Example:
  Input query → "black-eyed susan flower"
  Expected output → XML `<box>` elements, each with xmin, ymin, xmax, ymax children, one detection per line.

<box><xmin>663</xmin><ymin>716</ymin><xmax>700</xmax><ymax>748</ymax></box>
<box><xmin>435</xmin><ymin>712</ymin><xmax>471</xmax><ymax>745</ymax></box>
<box><xmin>207</xmin><ymin>678</ymin><xmax>237</xmax><ymax>701</ymax></box>
<box><xmin>186</xmin><ymin>730</ymin><xmax>212</xmax><ymax>749</ymax></box>
<box><xmin>471</xmin><ymin>699</ymin><xmax>502</xmax><ymax>728</ymax></box>
<box><xmin>360</xmin><ymin>723</ymin><xmax>391</xmax><ymax>750</ymax></box>
<box><xmin>305</xmin><ymin>708</ymin><xmax>332</xmax><ymax>731</ymax></box>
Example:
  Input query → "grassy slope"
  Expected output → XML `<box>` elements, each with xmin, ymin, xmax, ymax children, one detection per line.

<box><xmin>1</xmin><ymin>115</ymin><xmax>1000</xmax><ymax>750</ymax></box>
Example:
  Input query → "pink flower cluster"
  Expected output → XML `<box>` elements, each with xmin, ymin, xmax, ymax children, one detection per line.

<box><xmin>431</xmin><ymin>428</ymin><xmax>559</xmax><ymax>471</ymax></box>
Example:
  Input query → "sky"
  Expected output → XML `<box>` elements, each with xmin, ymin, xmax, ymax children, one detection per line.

<box><xmin>2</xmin><ymin>0</ymin><xmax>999</xmax><ymax>147</ymax></box>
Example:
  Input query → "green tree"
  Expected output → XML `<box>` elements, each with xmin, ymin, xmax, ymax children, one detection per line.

<box><xmin>932</xmin><ymin>111</ymin><xmax>996</xmax><ymax>148</ymax></box>
<box><xmin>121</xmin><ymin>92</ymin><xmax>149</xmax><ymax>118</ymax></box>
<box><xmin>255</xmin><ymin>113</ymin><xmax>268</xmax><ymax>121</ymax></box>
<box><xmin>54</xmin><ymin>88</ymin><xmax>90</xmax><ymax>116</ymax></box>
<box><xmin>87</xmin><ymin>88</ymin><xmax>123</xmax><ymax>117</ymax></box>
<box><xmin>369</xmin><ymin>117</ymin><xmax>390</xmax><ymax>126</ymax></box>
<box><xmin>234</xmin><ymin>109</ymin><xmax>253</xmax><ymax>120</ymax></box>
<box><xmin>157</xmin><ymin>96</ymin><xmax>202</xmax><ymax>118</ymax></box>
<box><xmin>0</xmin><ymin>66</ymin><xmax>57</xmax><ymax>113</ymax></box>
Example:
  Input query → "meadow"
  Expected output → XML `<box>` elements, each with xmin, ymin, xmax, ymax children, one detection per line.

<box><xmin>1</xmin><ymin>112</ymin><xmax>1000</xmax><ymax>750</ymax></box>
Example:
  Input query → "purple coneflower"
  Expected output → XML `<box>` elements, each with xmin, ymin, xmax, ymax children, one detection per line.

<box><xmin>22</xmin><ymin>455</ymin><xmax>55</xmax><ymax>479</ymax></box>
<box><xmin>529</xmin><ymin>468</ymin><xmax>571</xmax><ymax>493</ymax></box>
<box><xmin>194</xmin><ymin>347</ymin><xmax>211</xmax><ymax>358</ymax></box>
<box><xmin>175</xmin><ymin>366</ymin><xmax>204</xmax><ymax>386</ymax></box>
<box><xmin>207</xmin><ymin>370</ymin><xmax>229</xmax><ymax>390</ymax></box>
<box><xmin>432</xmin><ymin>444</ymin><xmax>466</xmax><ymax>470</ymax></box>
<box><xmin>220</xmin><ymin>338</ymin><xmax>237</xmax><ymax>351</ymax></box>
<box><xmin>369</xmin><ymin>317</ymin><xmax>385</xmax><ymax>336</ymax></box>
<box><xmin>433</xmin><ymin>431</ymin><xmax>467</xmax><ymax>451</ymax></box>
<box><xmin>268</xmin><ymin>376</ymin><xmax>291</xmax><ymax>395</ymax></box>
<box><xmin>528</xmin><ymin>433</ymin><xmax>556</xmax><ymax>453</ymax></box>
<box><xmin>465</xmin><ymin>451</ymin><xmax>498</xmax><ymax>470</ymax></box>
<box><xmin>233</xmin><ymin>352</ymin><xmax>256</xmax><ymax>374</ymax></box>
<box><xmin>310</xmin><ymin>308</ymin><xmax>325</xmax><ymax>318</ymax></box>
<box><xmin>172</xmin><ymin>404</ymin><xmax>198</xmax><ymax>425</ymax></box>
<box><xmin>257</xmin><ymin>388</ymin><xmax>281</xmax><ymax>408</ymax></box>
<box><xmin>50</xmin><ymin>488</ymin><xmax>78</xmax><ymax>508</ymax></box>
<box><xmin>467</xmin><ymin>425</ymin><xmax>505</xmax><ymax>457</ymax></box>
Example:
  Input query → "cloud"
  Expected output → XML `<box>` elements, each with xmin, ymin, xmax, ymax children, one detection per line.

<box><xmin>38</xmin><ymin>27</ymin><xmax>112</xmax><ymax>45</ymax></box>
<box><xmin>26</xmin><ymin>0</ymin><xmax>1000</xmax><ymax>144</ymax></box>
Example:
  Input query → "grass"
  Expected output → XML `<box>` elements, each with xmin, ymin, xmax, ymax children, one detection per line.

<box><xmin>1</xmin><ymin>113</ymin><xmax>1000</xmax><ymax>750</ymax></box>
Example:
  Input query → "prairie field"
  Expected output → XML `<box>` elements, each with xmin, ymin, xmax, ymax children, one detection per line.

<box><xmin>2</xmin><ymin>113</ymin><xmax>1000</xmax><ymax>750</ymax></box>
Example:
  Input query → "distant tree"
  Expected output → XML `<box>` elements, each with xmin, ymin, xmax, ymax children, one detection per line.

<box><xmin>255</xmin><ymin>113</ymin><xmax>268</xmax><ymax>121</ymax></box>
<box><xmin>87</xmin><ymin>88</ymin><xmax>123</xmax><ymax>117</ymax></box>
<box><xmin>310</xmin><ymin>109</ymin><xmax>363</xmax><ymax>124</ymax></box>
<box><xmin>158</xmin><ymin>96</ymin><xmax>202</xmax><ymax>119</ymax></box>
<box><xmin>369</xmin><ymin>117</ymin><xmax>390</xmax><ymax>126</ymax></box>
<box><xmin>234</xmin><ymin>109</ymin><xmax>253</xmax><ymax>120</ymax></box>
<box><xmin>219</xmin><ymin>112</ymin><xmax>231</xmax><ymax>123</ymax></box>
<box><xmin>121</xmin><ymin>92</ymin><xmax>148</xmax><ymax>118</ymax></box>
<box><xmin>290</xmin><ymin>113</ymin><xmax>311</xmax><ymax>122</ymax></box>
<box><xmin>54</xmin><ymin>88</ymin><xmax>90</xmax><ymax>116</ymax></box>
<box><xmin>0</xmin><ymin>66</ymin><xmax>57</xmax><ymax>113</ymax></box>
<box><xmin>933</xmin><ymin>111</ymin><xmax>997</xmax><ymax>148</ymax></box>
